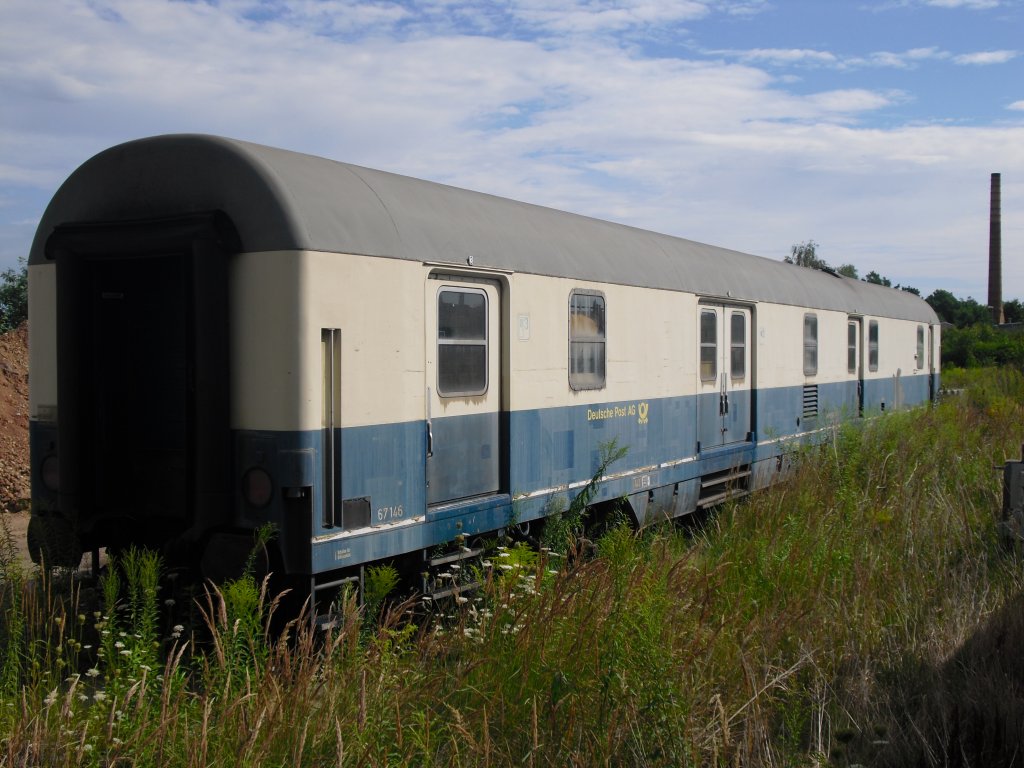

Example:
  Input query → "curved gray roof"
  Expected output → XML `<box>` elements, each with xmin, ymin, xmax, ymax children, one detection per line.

<box><xmin>31</xmin><ymin>134</ymin><xmax>937</xmax><ymax>323</ymax></box>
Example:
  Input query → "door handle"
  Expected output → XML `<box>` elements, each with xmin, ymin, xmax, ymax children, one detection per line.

<box><xmin>426</xmin><ymin>386</ymin><xmax>433</xmax><ymax>458</ymax></box>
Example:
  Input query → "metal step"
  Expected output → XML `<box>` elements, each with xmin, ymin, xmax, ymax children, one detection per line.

<box><xmin>697</xmin><ymin>464</ymin><xmax>752</xmax><ymax>508</ymax></box>
<box><xmin>700</xmin><ymin>469</ymin><xmax>752</xmax><ymax>490</ymax></box>
<box><xmin>428</xmin><ymin>546</ymin><xmax>486</xmax><ymax>568</ymax></box>
<box><xmin>422</xmin><ymin>543</ymin><xmax>486</xmax><ymax>601</ymax></box>
<box><xmin>426</xmin><ymin>580</ymin><xmax>483</xmax><ymax>601</ymax></box>
<box><xmin>310</xmin><ymin>572</ymin><xmax>362</xmax><ymax>630</ymax></box>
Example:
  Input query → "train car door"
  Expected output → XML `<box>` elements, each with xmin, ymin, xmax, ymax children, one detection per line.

<box><xmin>697</xmin><ymin>305</ymin><xmax>752</xmax><ymax>450</ymax></box>
<box><xmin>425</xmin><ymin>278</ymin><xmax>502</xmax><ymax>505</ymax></box>
<box><xmin>848</xmin><ymin>317</ymin><xmax>864</xmax><ymax>416</ymax></box>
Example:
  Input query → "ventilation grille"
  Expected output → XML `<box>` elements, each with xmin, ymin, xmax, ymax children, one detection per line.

<box><xmin>802</xmin><ymin>384</ymin><xmax>819</xmax><ymax>419</ymax></box>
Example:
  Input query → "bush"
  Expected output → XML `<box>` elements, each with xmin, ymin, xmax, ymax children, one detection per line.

<box><xmin>0</xmin><ymin>257</ymin><xmax>27</xmax><ymax>333</ymax></box>
<box><xmin>942</xmin><ymin>323</ymin><xmax>1024</xmax><ymax>368</ymax></box>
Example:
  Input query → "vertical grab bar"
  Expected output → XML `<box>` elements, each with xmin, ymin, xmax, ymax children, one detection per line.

<box><xmin>426</xmin><ymin>387</ymin><xmax>434</xmax><ymax>458</ymax></box>
<box><xmin>322</xmin><ymin>329</ymin><xmax>340</xmax><ymax>528</ymax></box>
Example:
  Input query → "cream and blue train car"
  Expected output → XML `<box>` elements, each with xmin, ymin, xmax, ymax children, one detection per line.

<box><xmin>27</xmin><ymin>135</ymin><xmax>940</xmax><ymax>590</ymax></box>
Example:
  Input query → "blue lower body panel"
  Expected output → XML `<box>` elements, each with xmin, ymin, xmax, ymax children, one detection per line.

<box><xmin>231</xmin><ymin>373</ymin><xmax>935</xmax><ymax>574</ymax></box>
<box><xmin>32</xmin><ymin>374</ymin><xmax>936</xmax><ymax>576</ymax></box>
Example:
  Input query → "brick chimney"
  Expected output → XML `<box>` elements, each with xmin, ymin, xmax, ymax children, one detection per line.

<box><xmin>989</xmin><ymin>172</ymin><xmax>1004</xmax><ymax>324</ymax></box>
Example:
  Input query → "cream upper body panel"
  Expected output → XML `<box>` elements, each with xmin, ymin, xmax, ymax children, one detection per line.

<box><xmin>231</xmin><ymin>251</ymin><xmax>426</xmax><ymax>432</ymax></box>
<box><xmin>229</xmin><ymin>251</ymin><xmax>307</xmax><ymax>431</ymax></box>
<box><xmin>507</xmin><ymin>275</ymin><xmax>696</xmax><ymax>413</ymax></box>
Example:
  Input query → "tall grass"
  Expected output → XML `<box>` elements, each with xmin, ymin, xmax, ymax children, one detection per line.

<box><xmin>2</xmin><ymin>369</ymin><xmax>1023</xmax><ymax>766</ymax></box>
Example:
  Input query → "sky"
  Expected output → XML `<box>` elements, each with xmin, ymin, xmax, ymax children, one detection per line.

<box><xmin>1</xmin><ymin>0</ymin><xmax>1023</xmax><ymax>301</ymax></box>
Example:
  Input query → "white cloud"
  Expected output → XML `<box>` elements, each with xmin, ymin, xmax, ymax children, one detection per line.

<box><xmin>731</xmin><ymin>48</ymin><xmax>838</xmax><ymax>66</ymax></box>
<box><xmin>1</xmin><ymin>0</ymin><xmax>1023</xmax><ymax>298</ymax></box>
<box><xmin>844</xmin><ymin>47</ymin><xmax>949</xmax><ymax>69</ymax></box>
<box><xmin>1009</xmin><ymin>100</ymin><xmax>1024</xmax><ymax>111</ymax></box>
<box><xmin>508</xmin><ymin>0</ymin><xmax>713</xmax><ymax>30</ymax></box>
<box><xmin>920</xmin><ymin>0</ymin><xmax>1001</xmax><ymax>8</ymax></box>
<box><xmin>807</xmin><ymin>89</ymin><xmax>895</xmax><ymax>114</ymax></box>
<box><xmin>953</xmin><ymin>50</ymin><xmax>1019</xmax><ymax>65</ymax></box>
<box><xmin>722</xmin><ymin>46</ymin><xmax>950</xmax><ymax>71</ymax></box>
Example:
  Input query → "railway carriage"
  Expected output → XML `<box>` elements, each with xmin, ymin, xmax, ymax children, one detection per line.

<box><xmin>27</xmin><ymin>135</ymin><xmax>939</xmax><ymax>597</ymax></box>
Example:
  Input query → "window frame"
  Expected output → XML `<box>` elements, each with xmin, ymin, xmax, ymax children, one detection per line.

<box><xmin>803</xmin><ymin>313</ymin><xmax>818</xmax><ymax>376</ymax></box>
<box><xmin>729</xmin><ymin>311</ymin><xmax>746</xmax><ymax>381</ymax></box>
<box><xmin>847</xmin><ymin>321</ymin><xmax>858</xmax><ymax>374</ymax></box>
<box><xmin>916</xmin><ymin>325</ymin><xmax>925</xmax><ymax>370</ymax></box>
<box><xmin>699</xmin><ymin>308</ymin><xmax>718</xmax><ymax>383</ymax></box>
<box><xmin>568</xmin><ymin>289</ymin><xmax>607</xmax><ymax>391</ymax></box>
<box><xmin>436</xmin><ymin>286</ymin><xmax>489</xmax><ymax>397</ymax></box>
<box><xmin>868</xmin><ymin>320</ymin><xmax>879</xmax><ymax>372</ymax></box>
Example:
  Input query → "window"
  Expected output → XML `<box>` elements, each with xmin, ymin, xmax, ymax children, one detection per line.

<box><xmin>868</xmin><ymin>320</ymin><xmax>879</xmax><ymax>372</ymax></box>
<box><xmin>730</xmin><ymin>312</ymin><xmax>746</xmax><ymax>379</ymax></box>
<box><xmin>700</xmin><ymin>309</ymin><xmax>717</xmax><ymax>382</ymax></box>
<box><xmin>803</xmin><ymin>314</ymin><xmax>818</xmax><ymax>376</ymax></box>
<box><xmin>569</xmin><ymin>291</ymin><xmax>606</xmax><ymax>390</ymax></box>
<box><xmin>437</xmin><ymin>288</ymin><xmax>487</xmax><ymax>396</ymax></box>
<box><xmin>916</xmin><ymin>325</ymin><xmax>925</xmax><ymax>369</ymax></box>
<box><xmin>847</xmin><ymin>322</ymin><xmax>857</xmax><ymax>373</ymax></box>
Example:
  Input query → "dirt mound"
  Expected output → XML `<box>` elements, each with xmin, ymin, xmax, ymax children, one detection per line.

<box><xmin>0</xmin><ymin>322</ymin><xmax>29</xmax><ymax>514</ymax></box>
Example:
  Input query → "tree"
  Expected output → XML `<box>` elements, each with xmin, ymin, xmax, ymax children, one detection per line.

<box><xmin>924</xmin><ymin>289</ymin><xmax>990</xmax><ymax>327</ymax></box>
<box><xmin>785</xmin><ymin>240</ymin><xmax>828</xmax><ymax>270</ymax></box>
<box><xmin>1004</xmin><ymin>299</ymin><xmax>1024</xmax><ymax>324</ymax></box>
<box><xmin>864</xmin><ymin>270</ymin><xmax>891</xmax><ymax>287</ymax></box>
<box><xmin>836</xmin><ymin>263</ymin><xmax>859</xmax><ymax>279</ymax></box>
<box><xmin>0</xmin><ymin>258</ymin><xmax>27</xmax><ymax>333</ymax></box>
<box><xmin>926</xmin><ymin>289</ymin><xmax>959</xmax><ymax>324</ymax></box>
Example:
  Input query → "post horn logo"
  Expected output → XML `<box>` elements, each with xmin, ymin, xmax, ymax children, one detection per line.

<box><xmin>638</xmin><ymin>401</ymin><xmax>649</xmax><ymax>425</ymax></box>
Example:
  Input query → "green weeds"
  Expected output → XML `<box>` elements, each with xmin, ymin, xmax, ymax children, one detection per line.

<box><xmin>1</xmin><ymin>371</ymin><xmax>1022</xmax><ymax>765</ymax></box>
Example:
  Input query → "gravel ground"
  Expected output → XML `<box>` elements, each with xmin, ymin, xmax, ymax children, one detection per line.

<box><xmin>0</xmin><ymin>323</ymin><xmax>32</xmax><ymax>569</ymax></box>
